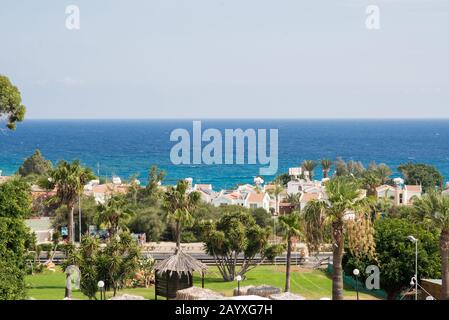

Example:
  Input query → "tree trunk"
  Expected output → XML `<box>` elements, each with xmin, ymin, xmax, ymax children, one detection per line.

<box><xmin>440</xmin><ymin>228</ymin><xmax>449</xmax><ymax>300</ymax></box>
<box><xmin>323</xmin><ymin>169</ymin><xmax>328</xmax><ymax>179</ymax></box>
<box><xmin>68</xmin><ymin>205</ymin><xmax>75</xmax><ymax>244</ymax></box>
<box><xmin>332</xmin><ymin>221</ymin><xmax>345</xmax><ymax>300</ymax></box>
<box><xmin>285</xmin><ymin>237</ymin><xmax>292</xmax><ymax>292</ymax></box>
<box><xmin>175</xmin><ymin>221</ymin><xmax>181</xmax><ymax>253</ymax></box>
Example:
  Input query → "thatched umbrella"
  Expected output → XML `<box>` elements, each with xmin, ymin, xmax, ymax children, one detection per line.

<box><xmin>154</xmin><ymin>251</ymin><xmax>208</xmax><ymax>300</ymax></box>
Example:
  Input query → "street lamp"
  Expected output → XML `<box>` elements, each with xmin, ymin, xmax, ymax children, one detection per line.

<box><xmin>407</xmin><ymin>235</ymin><xmax>418</xmax><ymax>300</ymax></box>
<box><xmin>353</xmin><ymin>269</ymin><xmax>360</xmax><ymax>301</ymax></box>
<box><xmin>236</xmin><ymin>275</ymin><xmax>242</xmax><ymax>296</ymax></box>
<box><xmin>98</xmin><ymin>280</ymin><xmax>105</xmax><ymax>300</ymax></box>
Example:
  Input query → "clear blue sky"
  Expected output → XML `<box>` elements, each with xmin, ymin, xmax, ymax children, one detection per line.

<box><xmin>1</xmin><ymin>0</ymin><xmax>448</xmax><ymax>119</ymax></box>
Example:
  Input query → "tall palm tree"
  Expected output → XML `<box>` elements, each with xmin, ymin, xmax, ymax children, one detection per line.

<box><xmin>163</xmin><ymin>180</ymin><xmax>201</xmax><ymax>253</ymax></box>
<box><xmin>44</xmin><ymin>160</ymin><xmax>95</xmax><ymax>244</ymax></box>
<box><xmin>303</xmin><ymin>177</ymin><xmax>372</xmax><ymax>300</ymax></box>
<box><xmin>320</xmin><ymin>159</ymin><xmax>333</xmax><ymax>179</ymax></box>
<box><xmin>302</xmin><ymin>160</ymin><xmax>317</xmax><ymax>181</ymax></box>
<box><xmin>413</xmin><ymin>190</ymin><xmax>449</xmax><ymax>300</ymax></box>
<box><xmin>279</xmin><ymin>212</ymin><xmax>302</xmax><ymax>292</ymax></box>
<box><xmin>97</xmin><ymin>194</ymin><xmax>133</xmax><ymax>238</ymax></box>
<box><xmin>268</xmin><ymin>183</ymin><xmax>285</xmax><ymax>215</ymax></box>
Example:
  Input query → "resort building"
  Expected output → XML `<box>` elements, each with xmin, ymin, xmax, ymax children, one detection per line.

<box><xmin>375</xmin><ymin>184</ymin><xmax>422</xmax><ymax>205</ymax></box>
<box><xmin>84</xmin><ymin>181</ymin><xmax>130</xmax><ymax>204</ymax></box>
<box><xmin>193</xmin><ymin>184</ymin><xmax>216</xmax><ymax>203</ymax></box>
<box><xmin>299</xmin><ymin>192</ymin><xmax>324</xmax><ymax>211</ymax></box>
<box><xmin>212</xmin><ymin>190</ymin><xmax>246</xmax><ymax>207</ymax></box>
<box><xmin>244</xmin><ymin>192</ymin><xmax>271</xmax><ymax>211</ymax></box>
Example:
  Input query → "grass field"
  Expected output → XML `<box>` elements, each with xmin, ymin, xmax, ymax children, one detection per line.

<box><xmin>26</xmin><ymin>265</ymin><xmax>378</xmax><ymax>300</ymax></box>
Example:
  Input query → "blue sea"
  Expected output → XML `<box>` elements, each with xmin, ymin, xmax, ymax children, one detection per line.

<box><xmin>1</xmin><ymin>119</ymin><xmax>449</xmax><ymax>190</ymax></box>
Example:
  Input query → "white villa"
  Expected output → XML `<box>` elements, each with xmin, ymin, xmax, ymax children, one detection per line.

<box><xmin>376</xmin><ymin>184</ymin><xmax>422</xmax><ymax>205</ymax></box>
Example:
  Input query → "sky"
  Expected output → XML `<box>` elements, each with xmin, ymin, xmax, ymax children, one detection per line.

<box><xmin>0</xmin><ymin>0</ymin><xmax>448</xmax><ymax>119</ymax></box>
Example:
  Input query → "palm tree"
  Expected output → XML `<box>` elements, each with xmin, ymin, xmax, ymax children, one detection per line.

<box><xmin>279</xmin><ymin>212</ymin><xmax>302</xmax><ymax>292</ymax></box>
<box><xmin>303</xmin><ymin>177</ymin><xmax>372</xmax><ymax>300</ymax></box>
<box><xmin>44</xmin><ymin>160</ymin><xmax>95</xmax><ymax>244</ymax></box>
<box><xmin>285</xmin><ymin>193</ymin><xmax>301</xmax><ymax>211</ymax></box>
<box><xmin>413</xmin><ymin>190</ymin><xmax>449</xmax><ymax>299</ymax></box>
<box><xmin>97</xmin><ymin>194</ymin><xmax>133</xmax><ymax>238</ymax></box>
<box><xmin>302</xmin><ymin>160</ymin><xmax>317</xmax><ymax>181</ymax></box>
<box><xmin>321</xmin><ymin>159</ymin><xmax>333</xmax><ymax>179</ymax></box>
<box><xmin>268</xmin><ymin>184</ymin><xmax>285</xmax><ymax>215</ymax></box>
<box><xmin>163</xmin><ymin>180</ymin><xmax>201</xmax><ymax>253</ymax></box>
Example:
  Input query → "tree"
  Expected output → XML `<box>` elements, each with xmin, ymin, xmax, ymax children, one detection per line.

<box><xmin>275</xmin><ymin>173</ymin><xmax>291</xmax><ymax>187</ymax></box>
<box><xmin>97</xmin><ymin>194</ymin><xmax>133</xmax><ymax>238</ymax></box>
<box><xmin>128</xmin><ymin>207</ymin><xmax>166</xmax><ymax>242</ymax></box>
<box><xmin>279</xmin><ymin>212</ymin><xmax>301</xmax><ymax>292</ymax></box>
<box><xmin>0</xmin><ymin>178</ymin><xmax>33</xmax><ymax>300</ymax></box>
<box><xmin>163</xmin><ymin>180</ymin><xmax>201</xmax><ymax>253</ymax></box>
<box><xmin>303</xmin><ymin>177</ymin><xmax>375</xmax><ymax>300</ymax></box>
<box><xmin>398</xmin><ymin>163</ymin><xmax>443</xmax><ymax>191</ymax></box>
<box><xmin>68</xmin><ymin>232</ymin><xmax>141</xmax><ymax>298</ymax></box>
<box><xmin>251</xmin><ymin>207</ymin><xmax>272</xmax><ymax>228</ymax></box>
<box><xmin>301</xmin><ymin>160</ymin><xmax>317</xmax><ymax>181</ymax></box>
<box><xmin>43</xmin><ymin>160</ymin><xmax>96</xmax><ymax>243</ymax></box>
<box><xmin>201</xmin><ymin>210</ymin><xmax>283</xmax><ymax>281</ymax></box>
<box><xmin>285</xmin><ymin>193</ymin><xmax>301</xmax><ymax>211</ymax></box>
<box><xmin>268</xmin><ymin>183</ymin><xmax>284</xmax><ymax>215</ymax></box>
<box><xmin>413</xmin><ymin>190</ymin><xmax>449</xmax><ymax>299</ymax></box>
<box><xmin>0</xmin><ymin>75</ymin><xmax>26</xmax><ymax>130</ymax></box>
<box><xmin>144</xmin><ymin>165</ymin><xmax>166</xmax><ymax>200</ymax></box>
<box><xmin>17</xmin><ymin>149</ymin><xmax>53</xmax><ymax>177</ymax></box>
<box><xmin>52</xmin><ymin>195</ymin><xmax>97</xmax><ymax>241</ymax></box>
<box><xmin>343</xmin><ymin>218</ymin><xmax>440</xmax><ymax>300</ymax></box>
<box><xmin>361</xmin><ymin>170</ymin><xmax>382</xmax><ymax>197</ymax></box>
<box><xmin>321</xmin><ymin>159</ymin><xmax>333</xmax><ymax>179</ymax></box>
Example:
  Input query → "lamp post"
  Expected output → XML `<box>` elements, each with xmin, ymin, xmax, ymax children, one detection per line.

<box><xmin>236</xmin><ymin>275</ymin><xmax>242</xmax><ymax>296</ymax></box>
<box><xmin>98</xmin><ymin>280</ymin><xmax>105</xmax><ymax>300</ymax></box>
<box><xmin>353</xmin><ymin>269</ymin><xmax>360</xmax><ymax>301</ymax></box>
<box><xmin>407</xmin><ymin>235</ymin><xmax>418</xmax><ymax>300</ymax></box>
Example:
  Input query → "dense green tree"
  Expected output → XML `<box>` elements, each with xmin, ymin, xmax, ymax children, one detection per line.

<box><xmin>398</xmin><ymin>163</ymin><xmax>443</xmax><ymax>191</ymax></box>
<box><xmin>201</xmin><ymin>210</ymin><xmax>283</xmax><ymax>281</ymax></box>
<box><xmin>127</xmin><ymin>207</ymin><xmax>166</xmax><ymax>242</ymax></box>
<box><xmin>251</xmin><ymin>207</ymin><xmax>272</xmax><ymax>228</ymax></box>
<box><xmin>0</xmin><ymin>178</ymin><xmax>33</xmax><ymax>300</ymax></box>
<box><xmin>17</xmin><ymin>149</ymin><xmax>52</xmax><ymax>177</ymax></box>
<box><xmin>0</xmin><ymin>75</ymin><xmax>26</xmax><ymax>130</ymax></box>
<box><xmin>68</xmin><ymin>232</ymin><xmax>141</xmax><ymax>298</ymax></box>
<box><xmin>344</xmin><ymin>218</ymin><xmax>440</xmax><ymax>300</ymax></box>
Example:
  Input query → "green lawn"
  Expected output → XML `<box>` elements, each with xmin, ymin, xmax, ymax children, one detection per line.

<box><xmin>26</xmin><ymin>265</ymin><xmax>378</xmax><ymax>300</ymax></box>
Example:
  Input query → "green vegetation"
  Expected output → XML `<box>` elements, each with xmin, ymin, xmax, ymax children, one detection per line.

<box><xmin>344</xmin><ymin>218</ymin><xmax>441</xmax><ymax>300</ymax></box>
<box><xmin>201</xmin><ymin>210</ymin><xmax>283</xmax><ymax>281</ymax></box>
<box><xmin>398</xmin><ymin>163</ymin><xmax>443</xmax><ymax>191</ymax></box>
<box><xmin>0</xmin><ymin>178</ymin><xmax>33</xmax><ymax>299</ymax></box>
<box><xmin>25</xmin><ymin>266</ymin><xmax>377</xmax><ymax>300</ymax></box>
<box><xmin>0</xmin><ymin>74</ymin><xmax>26</xmax><ymax>130</ymax></box>
<box><xmin>303</xmin><ymin>177</ymin><xmax>375</xmax><ymax>300</ymax></box>
<box><xmin>17</xmin><ymin>149</ymin><xmax>53</xmax><ymax>178</ymax></box>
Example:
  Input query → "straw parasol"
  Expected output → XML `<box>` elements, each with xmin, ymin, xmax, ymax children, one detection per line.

<box><xmin>155</xmin><ymin>250</ymin><xmax>208</xmax><ymax>276</ymax></box>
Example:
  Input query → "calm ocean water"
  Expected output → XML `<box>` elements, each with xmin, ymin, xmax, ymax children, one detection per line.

<box><xmin>1</xmin><ymin>119</ymin><xmax>449</xmax><ymax>190</ymax></box>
